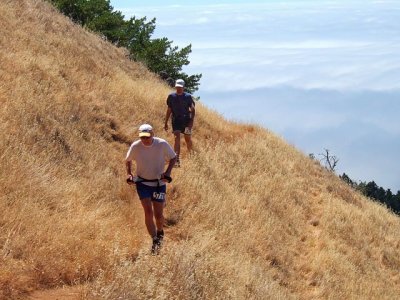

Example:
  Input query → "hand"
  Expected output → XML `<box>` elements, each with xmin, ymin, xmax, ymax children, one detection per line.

<box><xmin>126</xmin><ymin>174</ymin><xmax>135</xmax><ymax>185</ymax></box>
<box><xmin>161</xmin><ymin>173</ymin><xmax>172</xmax><ymax>183</ymax></box>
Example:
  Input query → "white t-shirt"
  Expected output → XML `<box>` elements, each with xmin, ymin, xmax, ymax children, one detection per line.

<box><xmin>125</xmin><ymin>137</ymin><xmax>176</xmax><ymax>186</ymax></box>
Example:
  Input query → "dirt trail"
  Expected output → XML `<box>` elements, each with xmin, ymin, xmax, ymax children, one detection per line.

<box><xmin>296</xmin><ymin>182</ymin><xmax>326</xmax><ymax>300</ymax></box>
<box><xmin>28</xmin><ymin>285</ymin><xmax>84</xmax><ymax>300</ymax></box>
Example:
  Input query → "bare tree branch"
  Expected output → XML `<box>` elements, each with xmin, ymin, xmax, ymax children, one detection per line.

<box><xmin>319</xmin><ymin>148</ymin><xmax>339</xmax><ymax>172</ymax></box>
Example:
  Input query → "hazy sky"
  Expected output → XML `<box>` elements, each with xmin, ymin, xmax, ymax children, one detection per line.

<box><xmin>111</xmin><ymin>0</ymin><xmax>400</xmax><ymax>192</ymax></box>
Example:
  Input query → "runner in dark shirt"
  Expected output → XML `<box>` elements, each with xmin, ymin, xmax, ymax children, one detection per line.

<box><xmin>164</xmin><ymin>79</ymin><xmax>195</xmax><ymax>167</ymax></box>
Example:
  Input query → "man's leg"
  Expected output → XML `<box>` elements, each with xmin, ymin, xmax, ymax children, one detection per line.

<box><xmin>140</xmin><ymin>198</ymin><xmax>156</xmax><ymax>238</ymax></box>
<box><xmin>148</xmin><ymin>200</ymin><xmax>165</xmax><ymax>254</ymax></box>
<box><xmin>184</xmin><ymin>134</ymin><xmax>193</xmax><ymax>153</ymax></box>
<box><xmin>153</xmin><ymin>201</ymin><xmax>165</xmax><ymax>234</ymax></box>
<box><xmin>173</xmin><ymin>131</ymin><xmax>181</xmax><ymax>165</ymax></box>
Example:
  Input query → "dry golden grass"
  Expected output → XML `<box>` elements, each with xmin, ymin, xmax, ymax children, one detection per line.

<box><xmin>1</xmin><ymin>0</ymin><xmax>400</xmax><ymax>299</ymax></box>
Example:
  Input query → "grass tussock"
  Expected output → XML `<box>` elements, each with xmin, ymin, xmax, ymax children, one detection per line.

<box><xmin>1</xmin><ymin>0</ymin><xmax>400</xmax><ymax>299</ymax></box>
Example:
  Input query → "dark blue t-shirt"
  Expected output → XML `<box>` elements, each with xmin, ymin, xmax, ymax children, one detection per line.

<box><xmin>166</xmin><ymin>92</ymin><xmax>195</xmax><ymax>119</ymax></box>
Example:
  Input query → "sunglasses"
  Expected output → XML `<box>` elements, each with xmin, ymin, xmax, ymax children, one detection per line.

<box><xmin>140</xmin><ymin>136</ymin><xmax>151</xmax><ymax>140</ymax></box>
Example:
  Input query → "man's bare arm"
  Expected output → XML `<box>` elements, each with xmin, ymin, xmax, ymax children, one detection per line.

<box><xmin>164</xmin><ymin>107</ymin><xmax>172</xmax><ymax>131</ymax></box>
<box><xmin>189</xmin><ymin>105</ymin><xmax>195</xmax><ymax>128</ymax></box>
<box><xmin>164</xmin><ymin>156</ymin><xmax>176</xmax><ymax>177</ymax></box>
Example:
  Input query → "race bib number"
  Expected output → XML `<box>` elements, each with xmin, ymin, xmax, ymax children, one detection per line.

<box><xmin>153</xmin><ymin>192</ymin><xmax>166</xmax><ymax>201</ymax></box>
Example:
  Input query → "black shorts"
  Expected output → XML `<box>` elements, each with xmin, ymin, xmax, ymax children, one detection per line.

<box><xmin>172</xmin><ymin>115</ymin><xmax>191</xmax><ymax>133</ymax></box>
<box><xmin>136</xmin><ymin>183</ymin><xmax>166</xmax><ymax>202</ymax></box>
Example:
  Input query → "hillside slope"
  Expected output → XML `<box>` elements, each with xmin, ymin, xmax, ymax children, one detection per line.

<box><xmin>1</xmin><ymin>0</ymin><xmax>400</xmax><ymax>299</ymax></box>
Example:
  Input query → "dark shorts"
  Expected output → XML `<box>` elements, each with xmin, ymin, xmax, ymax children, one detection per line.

<box><xmin>172</xmin><ymin>116</ymin><xmax>191</xmax><ymax>133</ymax></box>
<box><xmin>136</xmin><ymin>183</ymin><xmax>166</xmax><ymax>202</ymax></box>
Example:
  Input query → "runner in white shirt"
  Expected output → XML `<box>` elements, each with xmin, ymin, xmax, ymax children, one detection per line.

<box><xmin>125</xmin><ymin>124</ymin><xmax>176</xmax><ymax>254</ymax></box>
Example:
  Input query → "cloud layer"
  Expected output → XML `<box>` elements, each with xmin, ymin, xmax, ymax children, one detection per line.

<box><xmin>118</xmin><ymin>1</ymin><xmax>400</xmax><ymax>92</ymax></box>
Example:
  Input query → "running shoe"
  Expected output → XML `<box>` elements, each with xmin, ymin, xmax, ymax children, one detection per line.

<box><xmin>157</xmin><ymin>230</ymin><xmax>164</xmax><ymax>243</ymax></box>
<box><xmin>151</xmin><ymin>237</ymin><xmax>161</xmax><ymax>255</ymax></box>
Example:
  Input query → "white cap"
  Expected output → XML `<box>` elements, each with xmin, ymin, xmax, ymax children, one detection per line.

<box><xmin>175</xmin><ymin>79</ymin><xmax>185</xmax><ymax>88</ymax></box>
<box><xmin>138</xmin><ymin>124</ymin><xmax>153</xmax><ymax>137</ymax></box>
